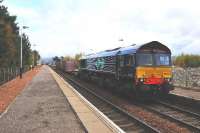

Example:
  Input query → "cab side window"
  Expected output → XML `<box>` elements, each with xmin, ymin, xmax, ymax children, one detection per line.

<box><xmin>124</xmin><ymin>55</ymin><xmax>135</xmax><ymax>67</ymax></box>
<box><xmin>132</xmin><ymin>55</ymin><xmax>135</xmax><ymax>66</ymax></box>
<box><xmin>80</xmin><ymin>59</ymin><xmax>86</xmax><ymax>68</ymax></box>
<box><xmin>119</xmin><ymin>56</ymin><xmax>124</xmax><ymax>67</ymax></box>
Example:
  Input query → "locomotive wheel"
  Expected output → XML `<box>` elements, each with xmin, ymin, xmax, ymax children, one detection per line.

<box><xmin>160</xmin><ymin>83</ymin><xmax>172</xmax><ymax>94</ymax></box>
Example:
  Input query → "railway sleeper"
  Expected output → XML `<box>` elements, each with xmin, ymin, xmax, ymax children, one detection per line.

<box><xmin>112</xmin><ymin>119</ymin><xmax>130</xmax><ymax>125</ymax></box>
<box><xmin>158</xmin><ymin>101</ymin><xmax>200</xmax><ymax>117</ymax></box>
<box><xmin>106</xmin><ymin>113</ymin><xmax>122</xmax><ymax>118</ymax></box>
<box><xmin>119</xmin><ymin>123</ymin><xmax>146</xmax><ymax>132</ymax></box>
<box><xmin>183</xmin><ymin>117</ymin><xmax>199</xmax><ymax>122</ymax></box>
<box><xmin>119</xmin><ymin>123</ymin><xmax>135</xmax><ymax>129</ymax></box>
<box><xmin>142</xmin><ymin>105</ymin><xmax>200</xmax><ymax>132</ymax></box>
<box><xmin>103</xmin><ymin>110</ymin><xmax>115</xmax><ymax>115</ymax></box>
<box><xmin>161</xmin><ymin>113</ymin><xmax>200</xmax><ymax>131</ymax></box>
<box><xmin>111</xmin><ymin>117</ymin><xmax>127</xmax><ymax>122</ymax></box>
<box><xmin>98</xmin><ymin>107</ymin><xmax>112</xmax><ymax>112</ymax></box>
<box><xmin>92</xmin><ymin>101</ymin><xmax>104</xmax><ymax>105</ymax></box>
<box><xmin>161</xmin><ymin>110</ymin><xmax>179</xmax><ymax>115</ymax></box>
<box><xmin>126</xmin><ymin>127</ymin><xmax>145</xmax><ymax>133</ymax></box>
<box><xmin>183</xmin><ymin>119</ymin><xmax>200</xmax><ymax>128</ymax></box>
<box><xmin>94</xmin><ymin>103</ymin><xmax>109</xmax><ymax>108</ymax></box>
<box><xmin>185</xmin><ymin>120</ymin><xmax>200</xmax><ymax>126</ymax></box>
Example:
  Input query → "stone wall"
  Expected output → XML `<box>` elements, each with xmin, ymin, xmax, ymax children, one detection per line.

<box><xmin>173</xmin><ymin>67</ymin><xmax>200</xmax><ymax>89</ymax></box>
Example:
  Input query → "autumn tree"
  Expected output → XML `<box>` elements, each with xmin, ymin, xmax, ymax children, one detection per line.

<box><xmin>74</xmin><ymin>53</ymin><xmax>84</xmax><ymax>61</ymax></box>
<box><xmin>0</xmin><ymin>4</ymin><xmax>18</xmax><ymax>67</ymax></box>
<box><xmin>0</xmin><ymin>2</ymin><xmax>40</xmax><ymax>68</ymax></box>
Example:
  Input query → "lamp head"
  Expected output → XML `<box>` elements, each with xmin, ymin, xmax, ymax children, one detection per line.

<box><xmin>23</xmin><ymin>26</ymin><xmax>29</xmax><ymax>29</ymax></box>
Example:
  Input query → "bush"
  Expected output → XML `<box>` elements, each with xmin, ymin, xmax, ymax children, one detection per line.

<box><xmin>173</xmin><ymin>54</ymin><xmax>200</xmax><ymax>68</ymax></box>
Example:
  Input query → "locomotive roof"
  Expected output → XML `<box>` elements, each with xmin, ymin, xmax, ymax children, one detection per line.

<box><xmin>83</xmin><ymin>41</ymin><xmax>171</xmax><ymax>59</ymax></box>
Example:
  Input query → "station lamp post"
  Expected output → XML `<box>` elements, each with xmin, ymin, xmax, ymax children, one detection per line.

<box><xmin>32</xmin><ymin>44</ymin><xmax>37</xmax><ymax>68</ymax></box>
<box><xmin>20</xmin><ymin>26</ymin><xmax>29</xmax><ymax>79</ymax></box>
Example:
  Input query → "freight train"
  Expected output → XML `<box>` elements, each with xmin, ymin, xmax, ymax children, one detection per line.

<box><xmin>79</xmin><ymin>41</ymin><xmax>173</xmax><ymax>95</ymax></box>
<box><xmin>57</xmin><ymin>41</ymin><xmax>174</xmax><ymax>96</ymax></box>
<box><xmin>55</xmin><ymin>60</ymin><xmax>78</xmax><ymax>73</ymax></box>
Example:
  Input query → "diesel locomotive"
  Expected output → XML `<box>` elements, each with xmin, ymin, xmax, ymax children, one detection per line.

<box><xmin>79</xmin><ymin>41</ymin><xmax>174</xmax><ymax>95</ymax></box>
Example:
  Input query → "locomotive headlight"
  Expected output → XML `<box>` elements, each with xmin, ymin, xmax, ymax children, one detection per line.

<box><xmin>165</xmin><ymin>78</ymin><xmax>171</xmax><ymax>82</ymax></box>
<box><xmin>140</xmin><ymin>78</ymin><xmax>144</xmax><ymax>82</ymax></box>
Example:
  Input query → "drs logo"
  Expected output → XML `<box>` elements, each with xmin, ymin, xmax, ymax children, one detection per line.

<box><xmin>95</xmin><ymin>58</ymin><xmax>105</xmax><ymax>70</ymax></box>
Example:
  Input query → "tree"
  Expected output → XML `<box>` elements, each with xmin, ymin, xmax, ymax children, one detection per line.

<box><xmin>74</xmin><ymin>53</ymin><xmax>83</xmax><ymax>61</ymax></box>
<box><xmin>0</xmin><ymin>3</ymin><xmax>39</xmax><ymax>68</ymax></box>
<box><xmin>32</xmin><ymin>50</ymin><xmax>40</xmax><ymax>66</ymax></box>
<box><xmin>64</xmin><ymin>55</ymin><xmax>72</xmax><ymax>61</ymax></box>
<box><xmin>53</xmin><ymin>56</ymin><xmax>60</xmax><ymax>63</ymax></box>
<box><xmin>0</xmin><ymin>5</ymin><xmax>17</xmax><ymax>67</ymax></box>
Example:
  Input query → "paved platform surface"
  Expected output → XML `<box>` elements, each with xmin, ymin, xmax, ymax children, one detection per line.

<box><xmin>171</xmin><ymin>87</ymin><xmax>200</xmax><ymax>100</ymax></box>
<box><xmin>0</xmin><ymin>66</ymin><xmax>85</xmax><ymax>133</ymax></box>
<box><xmin>50</xmin><ymin>68</ymin><xmax>114</xmax><ymax>133</ymax></box>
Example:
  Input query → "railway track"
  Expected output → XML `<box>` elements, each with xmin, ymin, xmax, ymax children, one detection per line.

<box><xmin>160</xmin><ymin>94</ymin><xmax>200</xmax><ymax>115</ymax></box>
<box><xmin>54</xmin><ymin>68</ymin><xmax>200</xmax><ymax>133</ymax></box>
<box><xmin>56</xmin><ymin>70</ymin><xmax>160</xmax><ymax>133</ymax></box>
<box><xmin>139</xmin><ymin>100</ymin><xmax>200</xmax><ymax>132</ymax></box>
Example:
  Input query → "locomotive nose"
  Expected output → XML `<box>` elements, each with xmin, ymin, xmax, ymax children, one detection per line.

<box><xmin>135</xmin><ymin>66</ymin><xmax>173</xmax><ymax>93</ymax></box>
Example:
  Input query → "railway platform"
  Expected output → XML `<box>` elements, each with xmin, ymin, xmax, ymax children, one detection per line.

<box><xmin>171</xmin><ymin>87</ymin><xmax>200</xmax><ymax>101</ymax></box>
<box><xmin>0</xmin><ymin>66</ymin><xmax>114</xmax><ymax>133</ymax></box>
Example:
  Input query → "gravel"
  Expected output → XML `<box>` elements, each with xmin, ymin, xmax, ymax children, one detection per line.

<box><xmin>70</xmin><ymin>75</ymin><xmax>192</xmax><ymax>133</ymax></box>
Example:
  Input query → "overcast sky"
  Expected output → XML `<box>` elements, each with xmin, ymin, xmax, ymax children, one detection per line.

<box><xmin>3</xmin><ymin>0</ymin><xmax>200</xmax><ymax>58</ymax></box>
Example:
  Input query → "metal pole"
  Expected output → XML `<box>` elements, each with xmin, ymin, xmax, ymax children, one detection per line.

<box><xmin>33</xmin><ymin>51</ymin><xmax>34</xmax><ymax>68</ymax></box>
<box><xmin>32</xmin><ymin>44</ymin><xmax>37</xmax><ymax>69</ymax></box>
<box><xmin>20</xmin><ymin>27</ymin><xmax>23</xmax><ymax>79</ymax></box>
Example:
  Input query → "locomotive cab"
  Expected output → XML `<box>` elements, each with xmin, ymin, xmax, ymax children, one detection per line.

<box><xmin>135</xmin><ymin>41</ymin><xmax>173</xmax><ymax>93</ymax></box>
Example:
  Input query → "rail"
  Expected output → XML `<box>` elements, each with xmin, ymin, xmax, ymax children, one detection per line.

<box><xmin>55</xmin><ymin>69</ymin><xmax>160</xmax><ymax>133</ymax></box>
<box><xmin>139</xmin><ymin>99</ymin><xmax>200</xmax><ymax>132</ymax></box>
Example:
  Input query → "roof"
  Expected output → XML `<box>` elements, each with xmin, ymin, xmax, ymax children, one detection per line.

<box><xmin>82</xmin><ymin>41</ymin><xmax>171</xmax><ymax>59</ymax></box>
